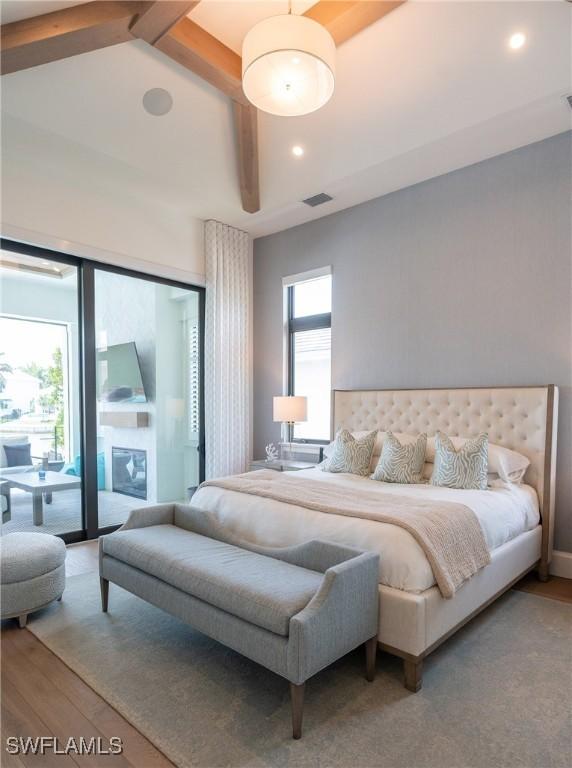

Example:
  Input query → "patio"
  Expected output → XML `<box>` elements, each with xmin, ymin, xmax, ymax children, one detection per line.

<box><xmin>0</xmin><ymin>486</ymin><xmax>149</xmax><ymax>536</ymax></box>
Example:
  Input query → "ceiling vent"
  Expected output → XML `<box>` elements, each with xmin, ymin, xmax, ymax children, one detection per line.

<box><xmin>302</xmin><ymin>192</ymin><xmax>333</xmax><ymax>207</ymax></box>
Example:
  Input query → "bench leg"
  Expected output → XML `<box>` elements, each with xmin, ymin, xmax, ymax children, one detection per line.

<box><xmin>365</xmin><ymin>636</ymin><xmax>377</xmax><ymax>682</ymax></box>
<box><xmin>100</xmin><ymin>578</ymin><xmax>109</xmax><ymax>613</ymax></box>
<box><xmin>290</xmin><ymin>682</ymin><xmax>305</xmax><ymax>740</ymax></box>
<box><xmin>404</xmin><ymin>658</ymin><xmax>423</xmax><ymax>692</ymax></box>
<box><xmin>18</xmin><ymin>613</ymin><xmax>28</xmax><ymax>629</ymax></box>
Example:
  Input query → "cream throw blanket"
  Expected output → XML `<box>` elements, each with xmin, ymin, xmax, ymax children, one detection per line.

<box><xmin>201</xmin><ymin>470</ymin><xmax>491</xmax><ymax>598</ymax></box>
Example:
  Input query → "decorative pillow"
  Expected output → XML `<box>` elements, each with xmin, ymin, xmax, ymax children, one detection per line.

<box><xmin>422</xmin><ymin>462</ymin><xmax>499</xmax><ymax>486</ymax></box>
<box><xmin>372</xmin><ymin>432</ymin><xmax>427</xmax><ymax>484</ymax></box>
<box><xmin>425</xmin><ymin>436</ymin><xmax>529</xmax><ymax>484</ymax></box>
<box><xmin>3</xmin><ymin>443</ymin><xmax>32</xmax><ymax>468</ymax></box>
<box><xmin>323</xmin><ymin>430</ymin><xmax>421</xmax><ymax>473</ymax></box>
<box><xmin>321</xmin><ymin>429</ymin><xmax>377</xmax><ymax>476</ymax></box>
<box><xmin>431</xmin><ymin>432</ymin><xmax>488</xmax><ymax>490</ymax></box>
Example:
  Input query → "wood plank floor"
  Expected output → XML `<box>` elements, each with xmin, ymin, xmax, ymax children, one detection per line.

<box><xmin>1</xmin><ymin>542</ymin><xmax>173</xmax><ymax>767</ymax></box>
<box><xmin>513</xmin><ymin>571</ymin><xmax>572</xmax><ymax>603</ymax></box>
<box><xmin>1</xmin><ymin>541</ymin><xmax>570</xmax><ymax>766</ymax></box>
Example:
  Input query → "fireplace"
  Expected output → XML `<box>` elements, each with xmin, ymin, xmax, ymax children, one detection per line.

<box><xmin>112</xmin><ymin>447</ymin><xmax>147</xmax><ymax>500</ymax></box>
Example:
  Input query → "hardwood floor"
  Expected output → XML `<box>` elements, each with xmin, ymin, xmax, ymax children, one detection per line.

<box><xmin>64</xmin><ymin>540</ymin><xmax>100</xmax><ymax>577</ymax></box>
<box><xmin>513</xmin><ymin>571</ymin><xmax>572</xmax><ymax>604</ymax></box>
<box><xmin>1</xmin><ymin>541</ymin><xmax>570</xmax><ymax>766</ymax></box>
<box><xmin>1</xmin><ymin>541</ymin><xmax>173</xmax><ymax>767</ymax></box>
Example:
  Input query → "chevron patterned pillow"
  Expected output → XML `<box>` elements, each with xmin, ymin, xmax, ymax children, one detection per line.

<box><xmin>372</xmin><ymin>431</ymin><xmax>427</xmax><ymax>484</ymax></box>
<box><xmin>431</xmin><ymin>431</ymin><xmax>488</xmax><ymax>490</ymax></box>
<box><xmin>321</xmin><ymin>429</ymin><xmax>377</xmax><ymax>476</ymax></box>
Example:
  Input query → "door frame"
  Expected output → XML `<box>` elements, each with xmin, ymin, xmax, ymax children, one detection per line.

<box><xmin>1</xmin><ymin>238</ymin><xmax>206</xmax><ymax>543</ymax></box>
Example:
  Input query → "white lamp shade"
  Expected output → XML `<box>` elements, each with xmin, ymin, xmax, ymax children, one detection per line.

<box><xmin>273</xmin><ymin>396</ymin><xmax>308</xmax><ymax>423</ymax></box>
<box><xmin>242</xmin><ymin>14</ymin><xmax>335</xmax><ymax>117</ymax></box>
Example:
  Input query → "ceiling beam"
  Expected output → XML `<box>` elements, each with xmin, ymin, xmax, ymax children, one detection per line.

<box><xmin>155</xmin><ymin>17</ymin><xmax>247</xmax><ymax>104</ymax></box>
<box><xmin>153</xmin><ymin>17</ymin><xmax>259</xmax><ymax>212</ymax></box>
<box><xmin>304</xmin><ymin>0</ymin><xmax>404</xmax><ymax>46</ymax></box>
<box><xmin>129</xmin><ymin>1</ymin><xmax>200</xmax><ymax>46</ymax></box>
<box><xmin>1</xmin><ymin>1</ymin><xmax>149</xmax><ymax>75</ymax></box>
<box><xmin>233</xmin><ymin>102</ymin><xmax>260</xmax><ymax>214</ymax></box>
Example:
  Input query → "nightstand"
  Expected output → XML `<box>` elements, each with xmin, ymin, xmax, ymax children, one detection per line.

<box><xmin>249</xmin><ymin>459</ymin><xmax>317</xmax><ymax>472</ymax></box>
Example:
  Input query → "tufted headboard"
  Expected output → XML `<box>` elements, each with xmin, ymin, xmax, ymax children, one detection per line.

<box><xmin>332</xmin><ymin>386</ymin><xmax>558</xmax><ymax>572</ymax></box>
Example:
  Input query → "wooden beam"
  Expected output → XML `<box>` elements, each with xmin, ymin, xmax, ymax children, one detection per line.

<box><xmin>129</xmin><ymin>1</ymin><xmax>200</xmax><ymax>46</ymax></box>
<box><xmin>1</xmin><ymin>1</ymin><xmax>150</xmax><ymax>75</ymax></box>
<box><xmin>233</xmin><ymin>101</ymin><xmax>260</xmax><ymax>213</ymax></box>
<box><xmin>156</xmin><ymin>16</ymin><xmax>246</xmax><ymax>104</ymax></box>
<box><xmin>304</xmin><ymin>0</ymin><xmax>404</xmax><ymax>46</ymax></box>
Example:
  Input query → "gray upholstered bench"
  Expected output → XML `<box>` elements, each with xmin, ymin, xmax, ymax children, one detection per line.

<box><xmin>99</xmin><ymin>504</ymin><xmax>379</xmax><ymax>739</ymax></box>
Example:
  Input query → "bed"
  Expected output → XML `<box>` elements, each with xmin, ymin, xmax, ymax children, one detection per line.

<box><xmin>192</xmin><ymin>386</ymin><xmax>558</xmax><ymax>691</ymax></box>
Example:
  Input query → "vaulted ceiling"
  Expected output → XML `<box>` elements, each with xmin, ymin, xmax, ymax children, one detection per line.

<box><xmin>1</xmin><ymin>1</ymin><xmax>571</xmax><ymax>238</ymax></box>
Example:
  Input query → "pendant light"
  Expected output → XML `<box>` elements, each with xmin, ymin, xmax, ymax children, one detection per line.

<box><xmin>242</xmin><ymin>5</ymin><xmax>335</xmax><ymax>117</ymax></box>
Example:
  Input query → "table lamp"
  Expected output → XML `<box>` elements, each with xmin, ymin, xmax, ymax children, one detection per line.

<box><xmin>273</xmin><ymin>396</ymin><xmax>308</xmax><ymax>461</ymax></box>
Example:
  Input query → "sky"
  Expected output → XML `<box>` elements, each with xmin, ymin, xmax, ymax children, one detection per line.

<box><xmin>0</xmin><ymin>317</ymin><xmax>66</xmax><ymax>370</ymax></box>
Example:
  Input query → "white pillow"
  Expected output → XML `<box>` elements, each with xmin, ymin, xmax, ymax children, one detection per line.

<box><xmin>425</xmin><ymin>436</ymin><xmax>529</xmax><ymax>484</ymax></box>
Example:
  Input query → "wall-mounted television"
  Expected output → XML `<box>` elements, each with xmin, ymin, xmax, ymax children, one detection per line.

<box><xmin>96</xmin><ymin>342</ymin><xmax>147</xmax><ymax>403</ymax></box>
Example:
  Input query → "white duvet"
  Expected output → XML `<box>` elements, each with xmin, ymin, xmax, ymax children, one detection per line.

<box><xmin>191</xmin><ymin>469</ymin><xmax>539</xmax><ymax>593</ymax></box>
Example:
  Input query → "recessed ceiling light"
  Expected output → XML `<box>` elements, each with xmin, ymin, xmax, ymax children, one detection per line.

<box><xmin>508</xmin><ymin>32</ymin><xmax>526</xmax><ymax>50</ymax></box>
<box><xmin>142</xmin><ymin>88</ymin><xmax>173</xmax><ymax>116</ymax></box>
<box><xmin>41</xmin><ymin>260</ymin><xmax>50</xmax><ymax>266</ymax></box>
<box><xmin>292</xmin><ymin>145</ymin><xmax>304</xmax><ymax>157</ymax></box>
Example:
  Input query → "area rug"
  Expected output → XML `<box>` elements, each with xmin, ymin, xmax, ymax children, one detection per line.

<box><xmin>27</xmin><ymin>573</ymin><xmax>572</xmax><ymax>768</ymax></box>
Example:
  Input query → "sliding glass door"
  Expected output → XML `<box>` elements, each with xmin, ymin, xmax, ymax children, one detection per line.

<box><xmin>0</xmin><ymin>240</ymin><xmax>204</xmax><ymax>542</ymax></box>
<box><xmin>94</xmin><ymin>269</ymin><xmax>202</xmax><ymax>529</ymax></box>
<box><xmin>0</xmin><ymin>251</ymin><xmax>83</xmax><ymax>536</ymax></box>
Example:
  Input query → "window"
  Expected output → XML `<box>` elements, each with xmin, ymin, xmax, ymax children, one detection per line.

<box><xmin>287</xmin><ymin>272</ymin><xmax>332</xmax><ymax>443</ymax></box>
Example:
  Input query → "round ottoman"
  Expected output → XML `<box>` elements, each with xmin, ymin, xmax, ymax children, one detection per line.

<box><xmin>0</xmin><ymin>532</ymin><xmax>66</xmax><ymax>627</ymax></box>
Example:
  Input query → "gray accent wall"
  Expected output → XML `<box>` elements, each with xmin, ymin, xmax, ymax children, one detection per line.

<box><xmin>253</xmin><ymin>131</ymin><xmax>572</xmax><ymax>552</ymax></box>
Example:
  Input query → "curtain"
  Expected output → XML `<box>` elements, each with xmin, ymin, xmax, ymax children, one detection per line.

<box><xmin>204</xmin><ymin>220</ymin><xmax>251</xmax><ymax>478</ymax></box>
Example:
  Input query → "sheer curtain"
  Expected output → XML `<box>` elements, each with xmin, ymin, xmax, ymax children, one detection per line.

<box><xmin>204</xmin><ymin>220</ymin><xmax>251</xmax><ymax>478</ymax></box>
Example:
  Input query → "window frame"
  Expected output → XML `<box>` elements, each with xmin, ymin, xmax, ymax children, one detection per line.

<box><xmin>0</xmin><ymin>237</ymin><xmax>205</xmax><ymax>544</ymax></box>
<box><xmin>287</xmin><ymin>282</ymin><xmax>332</xmax><ymax>445</ymax></box>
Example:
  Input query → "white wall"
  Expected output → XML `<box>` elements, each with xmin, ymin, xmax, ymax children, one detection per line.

<box><xmin>1</xmin><ymin>115</ymin><xmax>205</xmax><ymax>286</ymax></box>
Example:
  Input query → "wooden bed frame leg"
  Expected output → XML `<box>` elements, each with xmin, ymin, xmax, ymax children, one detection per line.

<box><xmin>290</xmin><ymin>682</ymin><xmax>305</xmax><ymax>740</ymax></box>
<box><xmin>365</xmin><ymin>636</ymin><xmax>377</xmax><ymax>682</ymax></box>
<box><xmin>403</xmin><ymin>659</ymin><xmax>423</xmax><ymax>692</ymax></box>
<box><xmin>538</xmin><ymin>562</ymin><xmax>549</xmax><ymax>583</ymax></box>
<box><xmin>100</xmin><ymin>578</ymin><xmax>109</xmax><ymax>613</ymax></box>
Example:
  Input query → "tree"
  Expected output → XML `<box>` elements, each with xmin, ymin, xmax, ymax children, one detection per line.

<box><xmin>46</xmin><ymin>348</ymin><xmax>64</xmax><ymax>412</ymax></box>
<box><xmin>0</xmin><ymin>353</ymin><xmax>12</xmax><ymax>393</ymax></box>
<box><xmin>45</xmin><ymin>348</ymin><xmax>65</xmax><ymax>456</ymax></box>
<box><xmin>20</xmin><ymin>361</ymin><xmax>49</xmax><ymax>387</ymax></box>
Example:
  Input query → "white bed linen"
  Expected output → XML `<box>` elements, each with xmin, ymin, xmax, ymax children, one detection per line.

<box><xmin>191</xmin><ymin>469</ymin><xmax>539</xmax><ymax>593</ymax></box>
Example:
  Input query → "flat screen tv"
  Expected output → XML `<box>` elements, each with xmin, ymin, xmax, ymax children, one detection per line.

<box><xmin>97</xmin><ymin>342</ymin><xmax>147</xmax><ymax>403</ymax></box>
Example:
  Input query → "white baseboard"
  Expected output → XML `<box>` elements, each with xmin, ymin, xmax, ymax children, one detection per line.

<box><xmin>550</xmin><ymin>550</ymin><xmax>572</xmax><ymax>579</ymax></box>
